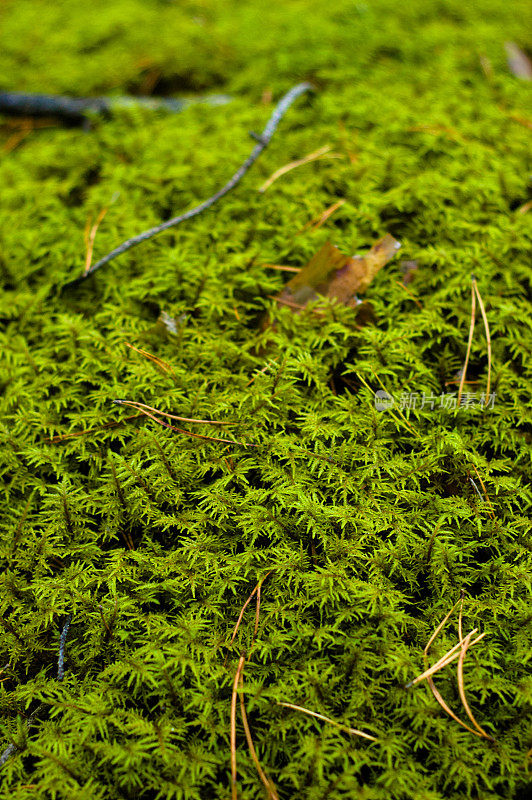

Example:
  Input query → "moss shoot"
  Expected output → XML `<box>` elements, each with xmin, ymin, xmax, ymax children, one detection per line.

<box><xmin>0</xmin><ymin>0</ymin><xmax>531</xmax><ymax>798</ymax></box>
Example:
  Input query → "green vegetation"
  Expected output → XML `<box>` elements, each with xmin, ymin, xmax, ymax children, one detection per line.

<box><xmin>0</xmin><ymin>0</ymin><xmax>531</xmax><ymax>797</ymax></box>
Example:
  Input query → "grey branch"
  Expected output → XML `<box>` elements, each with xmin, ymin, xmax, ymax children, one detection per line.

<box><xmin>62</xmin><ymin>82</ymin><xmax>313</xmax><ymax>289</ymax></box>
<box><xmin>0</xmin><ymin>615</ymin><xmax>73</xmax><ymax>769</ymax></box>
<box><xmin>0</xmin><ymin>91</ymin><xmax>231</xmax><ymax>121</ymax></box>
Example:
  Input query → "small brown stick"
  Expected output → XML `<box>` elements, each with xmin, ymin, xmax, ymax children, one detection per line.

<box><xmin>278</xmin><ymin>702</ymin><xmax>377</xmax><ymax>741</ymax></box>
<box><xmin>231</xmin><ymin>655</ymin><xmax>246</xmax><ymax>800</ymax></box>
<box><xmin>258</xmin><ymin>145</ymin><xmax>341</xmax><ymax>192</ymax></box>
<box><xmin>457</xmin><ymin>632</ymin><xmax>494</xmax><ymax>740</ymax></box>
<box><xmin>239</xmin><ymin>675</ymin><xmax>279</xmax><ymax>800</ymax></box>
<box><xmin>471</xmin><ymin>278</ymin><xmax>492</xmax><ymax>406</ymax></box>
<box><xmin>458</xmin><ymin>279</ymin><xmax>477</xmax><ymax>407</ymax></box>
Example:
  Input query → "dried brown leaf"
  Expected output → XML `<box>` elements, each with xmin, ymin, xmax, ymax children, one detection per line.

<box><xmin>274</xmin><ymin>235</ymin><xmax>401</xmax><ymax>311</ymax></box>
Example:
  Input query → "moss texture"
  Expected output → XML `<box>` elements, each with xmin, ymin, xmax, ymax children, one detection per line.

<box><xmin>1</xmin><ymin>0</ymin><xmax>531</xmax><ymax>798</ymax></box>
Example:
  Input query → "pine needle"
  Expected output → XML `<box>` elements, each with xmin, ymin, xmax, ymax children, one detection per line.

<box><xmin>472</xmin><ymin>278</ymin><xmax>492</xmax><ymax>406</ymax></box>
<box><xmin>457</xmin><ymin>632</ymin><xmax>495</xmax><ymax>740</ymax></box>
<box><xmin>458</xmin><ymin>278</ymin><xmax>477</xmax><ymax>407</ymax></box>
<box><xmin>112</xmin><ymin>399</ymin><xmax>254</xmax><ymax>446</ymax></box>
<box><xmin>425</xmin><ymin>673</ymin><xmax>487</xmax><ymax>739</ymax></box>
<box><xmin>83</xmin><ymin>205</ymin><xmax>110</xmax><ymax>275</ymax></box>
<box><xmin>278</xmin><ymin>702</ymin><xmax>377</xmax><ymax>741</ymax></box>
<box><xmin>112</xmin><ymin>398</ymin><xmax>235</xmax><ymax>425</ymax></box>
<box><xmin>231</xmin><ymin>655</ymin><xmax>246</xmax><ymax>800</ymax></box>
<box><xmin>239</xmin><ymin>675</ymin><xmax>279</xmax><ymax>800</ymax></box>
<box><xmin>262</xmin><ymin>263</ymin><xmax>301</xmax><ymax>273</ymax></box>
<box><xmin>470</xmin><ymin>463</ymin><xmax>495</xmax><ymax>518</ymax></box>
<box><xmin>406</xmin><ymin>630</ymin><xmax>486</xmax><ymax>687</ymax></box>
<box><xmin>124</xmin><ymin>342</ymin><xmax>175</xmax><ymax>376</ymax></box>
<box><xmin>228</xmin><ymin>571</ymin><xmax>274</xmax><ymax>650</ymax></box>
<box><xmin>409</xmin><ymin>598</ymin><xmax>493</xmax><ymax>739</ymax></box>
<box><xmin>258</xmin><ymin>145</ymin><xmax>341</xmax><ymax>192</ymax></box>
<box><xmin>297</xmin><ymin>199</ymin><xmax>346</xmax><ymax>233</ymax></box>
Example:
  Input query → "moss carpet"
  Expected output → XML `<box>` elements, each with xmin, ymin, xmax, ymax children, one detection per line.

<box><xmin>0</xmin><ymin>0</ymin><xmax>531</xmax><ymax>798</ymax></box>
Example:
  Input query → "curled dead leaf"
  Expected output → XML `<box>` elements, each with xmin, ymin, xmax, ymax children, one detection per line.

<box><xmin>274</xmin><ymin>234</ymin><xmax>401</xmax><ymax>311</ymax></box>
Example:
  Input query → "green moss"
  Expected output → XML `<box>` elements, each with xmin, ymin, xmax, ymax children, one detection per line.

<box><xmin>0</xmin><ymin>0</ymin><xmax>531</xmax><ymax>797</ymax></box>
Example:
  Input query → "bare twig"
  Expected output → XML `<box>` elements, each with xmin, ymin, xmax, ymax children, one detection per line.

<box><xmin>0</xmin><ymin>90</ymin><xmax>231</xmax><ymax>121</ymax></box>
<box><xmin>63</xmin><ymin>83</ymin><xmax>313</xmax><ymax>287</ymax></box>
<box><xmin>0</xmin><ymin>615</ymin><xmax>73</xmax><ymax>768</ymax></box>
<box><xmin>57</xmin><ymin>615</ymin><xmax>72</xmax><ymax>681</ymax></box>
